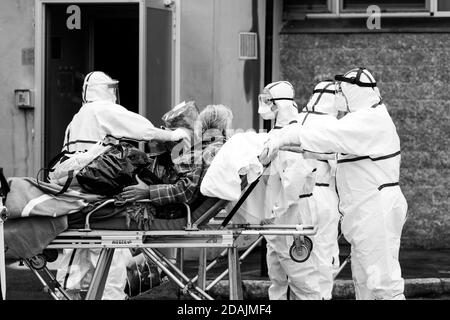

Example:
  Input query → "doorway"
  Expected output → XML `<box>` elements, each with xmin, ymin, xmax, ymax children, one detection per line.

<box><xmin>43</xmin><ymin>3</ymin><xmax>140</xmax><ymax>165</ymax></box>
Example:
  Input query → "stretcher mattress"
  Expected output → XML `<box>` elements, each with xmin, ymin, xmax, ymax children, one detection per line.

<box><xmin>4</xmin><ymin>215</ymin><xmax>68</xmax><ymax>260</ymax></box>
<box><xmin>67</xmin><ymin>197</ymin><xmax>226</xmax><ymax>231</ymax></box>
<box><xmin>4</xmin><ymin>197</ymin><xmax>226</xmax><ymax>260</ymax></box>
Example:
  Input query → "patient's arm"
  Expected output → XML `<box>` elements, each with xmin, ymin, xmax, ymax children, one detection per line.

<box><xmin>121</xmin><ymin>176</ymin><xmax>150</xmax><ymax>202</ymax></box>
<box><xmin>147</xmin><ymin>151</ymin><xmax>203</xmax><ymax>206</ymax></box>
<box><xmin>120</xmin><ymin>150</ymin><xmax>203</xmax><ymax>205</ymax></box>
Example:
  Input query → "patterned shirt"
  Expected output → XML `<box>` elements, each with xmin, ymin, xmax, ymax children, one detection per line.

<box><xmin>147</xmin><ymin>144</ymin><xmax>204</xmax><ymax>206</ymax></box>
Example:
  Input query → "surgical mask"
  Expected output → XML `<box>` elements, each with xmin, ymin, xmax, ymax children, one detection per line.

<box><xmin>260</xmin><ymin>110</ymin><xmax>276</xmax><ymax>120</ymax></box>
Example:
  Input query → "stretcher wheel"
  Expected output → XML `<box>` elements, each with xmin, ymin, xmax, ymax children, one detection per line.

<box><xmin>0</xmin><ymin>207</ymin><xmax>7</xmax><ymax>220</ymax></box>
<box><xmin>43</xmin><ymin>249</ymin><xmax>59</xmax><ymax>263</ymax></box>
<box><xmin>29</xmin><ymin>254</ymin><xmax>47</xmax><ymax>270</ymax></box>
<box><xmin>289</xmin><ymin>236</ymin><xmax>313</xmax><ymax>263</ymax></box>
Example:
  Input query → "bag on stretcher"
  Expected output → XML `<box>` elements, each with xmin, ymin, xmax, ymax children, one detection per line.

<box><xmin>76</xmin><ymin>142</ymin><xmax>161</xmax><ymax>197</ymax></box>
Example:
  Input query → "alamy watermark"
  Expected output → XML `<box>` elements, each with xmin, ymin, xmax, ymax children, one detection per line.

<box><xmin>367</xmin><ymin>5</ymin><xmax>381</xmax><ymax>30</ymax></box>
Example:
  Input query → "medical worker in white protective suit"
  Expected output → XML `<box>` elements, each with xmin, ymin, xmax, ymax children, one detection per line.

<box><xmin>258</xmin><ymin>81</ymin><xmax>322</xmax><ymax>300</ymax></box>
<box><xmin>260</xmin><ymin>68</ymin><xmax>408</xmax><ymax>300</ymax></box>
<box><xmin>55</xmin><ymin>71</ymin><xmax>188</xmax><ymax>300</ymax></box>
<box><xmin>299</xmin><ymin>80</ymin><xmax>341</xmax><ymax>299</ymax></box>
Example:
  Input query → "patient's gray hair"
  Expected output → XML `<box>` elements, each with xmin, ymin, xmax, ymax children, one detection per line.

<box><xmin>199</xmin><ymin>104</ymin><xmax>233</xmax><ymax>135</ymax></box>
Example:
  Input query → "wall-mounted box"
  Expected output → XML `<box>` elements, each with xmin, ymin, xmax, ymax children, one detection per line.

<box><xmin>14</xmin><ymin>89</ymin><xmax>34</xmax><ymax>110</ymax></box>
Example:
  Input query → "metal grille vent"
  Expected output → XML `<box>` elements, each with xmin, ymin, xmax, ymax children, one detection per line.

<box><xmin>239</xmin><ymin>32</ymin><xmax>258</xmax><ymax>60</ymax></box>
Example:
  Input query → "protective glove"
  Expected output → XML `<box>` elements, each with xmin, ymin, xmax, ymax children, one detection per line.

<box><xmin>171</xmin><ymin>128</ymin><xmax>190</xmax><ymax>142</ymax></box>
<box><xmin>259</xmin><ymin>124</ymin><xmax>302</xmax><ymax>165</ymax></box>
<box><xmin>259</xmin><ymin>138</ymin><xmax>281</xmax><ymax>166</ymax></box>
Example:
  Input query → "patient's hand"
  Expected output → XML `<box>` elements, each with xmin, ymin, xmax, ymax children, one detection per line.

<box><xmin>120</xmin><ymin>176</ymin><xmax>149</xmax><ymax>201</ymax></box>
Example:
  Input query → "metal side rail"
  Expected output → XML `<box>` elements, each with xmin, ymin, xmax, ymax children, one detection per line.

<box><xmin>47</xmin><ymin>224</ymin><xmax>317</xmax><ymax>250</ymax></box>
<box><xmin>227</xmin><ymin>223</ymin><xmax>317</xmax><ymax>236</ymax></box>
<box><xmin>47</xmin><ymin>230</ymin><xmax>235</xmax><ymax>250</ymax></box>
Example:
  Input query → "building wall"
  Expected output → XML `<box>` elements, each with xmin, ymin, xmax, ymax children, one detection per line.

<box><xmin>279</xmin><ymin>33</ymin><xmax>450</xmax><ymax>249</ymax></box>
<box><xmin>0</xmin><ymin>0</ymin><xmax>35</xmax><ymax>178</ymax></box>
<box><xmin>0</xmin><ymin>0</ymin><xmax>266</xmax><ymax>180</ymax></box>
<box><xmin>180</xmin><ymin>0</ymin><xmax>266</xmax><ymax>131</ymax></box>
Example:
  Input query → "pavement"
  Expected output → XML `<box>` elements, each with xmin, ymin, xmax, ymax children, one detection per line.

<box><xmin>4</xmin><ymin>246</ymin><xmax>450</xmax><ymax>300</ymax></box>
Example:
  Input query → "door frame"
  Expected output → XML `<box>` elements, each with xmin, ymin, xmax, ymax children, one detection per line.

<box><xmin>34</xmin><ymin>0</ymin><xmax>180</xmax><ymax>174</ymax></box>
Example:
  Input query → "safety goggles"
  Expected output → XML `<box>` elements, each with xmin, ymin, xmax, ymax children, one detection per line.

<box><xmin>258</xmin><ymin>93</ymin><xmax>274</xmax><ymax>106</ymax></box>
<box><xmin>259</xmin><ymin>93</ymin><xmax>294</xmax><ymax>105</ymax></box>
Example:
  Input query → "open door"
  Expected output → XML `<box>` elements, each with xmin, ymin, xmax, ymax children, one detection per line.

<box><xmin>143</xmin><ymin>0</ymin><xmax>175</xmax><ymax>128</ymax></box>
<box><xmin>43</xmin><ymin>3</ymin><xmax>140</xmax><ymax>165</ymax></box>
<box><xmin>35</xmin><ymin>0</ymin><xmax>176</xmax><ymax>171</ymax></box>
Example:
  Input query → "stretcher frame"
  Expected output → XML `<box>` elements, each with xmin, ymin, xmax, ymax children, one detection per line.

<box><xmin>4</xmin><ymin>169</ymin><xmax>317</xmax><ymax>301</ymax></box>
<box><xmin>26</xmin><ymin>224</ymin><xmax>316</xmax><ymax>301</ymax></box>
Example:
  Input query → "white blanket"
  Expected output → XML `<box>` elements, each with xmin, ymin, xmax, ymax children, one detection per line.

<box><xmin>200</xmin><ymin>132</ymin><xmax>268</xmax><ymax>202</ymax></box>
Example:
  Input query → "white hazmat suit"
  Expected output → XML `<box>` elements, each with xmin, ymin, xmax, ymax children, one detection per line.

<box><xmin>259</xmin><ymin>81</ymin><xmax>322</xmax><ymax>300</ymax></box>
<box><xmin>299</xmin><ymin>80</ymin><xmax>341</xmax><ymax>300</ymax></box>
<box><xmin>261</xmin><ymin>68</ymin><xmax>408</xmax><ymax>300</ymax></box>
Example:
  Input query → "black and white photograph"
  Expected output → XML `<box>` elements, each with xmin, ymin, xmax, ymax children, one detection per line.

<box><xmin>0</xmin><ymin>0</ymin><xmax>449</xmax><ymax>308</ymax></box>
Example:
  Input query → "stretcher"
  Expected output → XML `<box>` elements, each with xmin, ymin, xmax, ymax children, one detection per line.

<box><xmin>0</xmin><ymin>167</ymin><xmax>317</xmax><ymax>300</ymax></box>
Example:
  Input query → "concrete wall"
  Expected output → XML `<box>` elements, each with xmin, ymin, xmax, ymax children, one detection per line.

<box><xmin>180</xmin><ymin>0</ymin><xmax>266</xmax><ymax>131</ymax></box>
<box><xmin>0</xmin><ymin>0</ymin><xmax>35</xmax><ymax>178</ymax></box>
<box><xmin>278</xmin><ymin>33</ymin><xmax>450</xmax><ymax>249</ymax></box>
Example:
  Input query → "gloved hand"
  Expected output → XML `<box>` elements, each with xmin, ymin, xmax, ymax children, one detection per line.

<box><xmin>259</xmin><ymin>137</ymin><xmax>281</xmax><ymax>166</ymax></box>
<box><xmin>259</xmin><ymin>124</ymin><xmax>302</xmax><ymax>165</ymax></box>
<box><xmin>171</xmin><ymin>128</ymin><xmax>190</xmax><ymax>142</ymax></box>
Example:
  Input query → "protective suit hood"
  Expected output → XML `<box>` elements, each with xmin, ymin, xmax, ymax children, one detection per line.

<box><xmin>82</xmin><ymin>71</ymin><xmax>119</xmax><ymax>104</ymax></box>
<box><xmin>258</xmin><ymin>81</ymin><xmax>297</xmax><ymax>123</ymax></box>
<box><xmin>304</xmin><ymin>80</ymin><xmax>338</xmax><ymax>117</ymax></box>
<box><xmin>334</xmin><ymin>68</ymin><xmax>381</xmax><ymax>112</ymax></box>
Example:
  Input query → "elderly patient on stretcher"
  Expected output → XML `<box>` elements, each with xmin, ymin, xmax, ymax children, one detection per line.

<box><xmin>2</xmin><ymin>72</ymin><xmax>234</xmax><ymax>300</ymax></box>
<box><xmin>68</xmin><ymin>102</ymin><xmax>234</xmax><ymax>230</ymax></box>
<box><xmin>58</xmin><ymin>103</ymin><xmax>233</xmax><ymax>300</ymax></box>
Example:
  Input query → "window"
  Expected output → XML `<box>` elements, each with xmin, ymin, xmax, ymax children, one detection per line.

<box><xmin>341</xmin><ymin>0</ymin><xmax>428</xmax><ymax>12</ymax></box>
<box><xmin>283</xmin><ymin>0</ymin><xmax>448</xmax><ymax>20</ymax></box>
<box><xmin>437</xmin><ymin>0</ymin><xmax>450</xmax><ymax>11</ymax></box>
<box><xmin>284</xmin><ymin>0</ymin><xmax>331</xmax><ymax>14</ymax></box>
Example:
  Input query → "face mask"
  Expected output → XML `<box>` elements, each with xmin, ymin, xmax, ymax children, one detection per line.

<box><xmin>260</xmin><ymin>110</ymin><xmax>277</xmax><ymax>120</ymax></box>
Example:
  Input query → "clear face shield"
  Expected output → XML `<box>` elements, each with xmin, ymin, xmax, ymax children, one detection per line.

<box><xmin>83</xmin><ymin>80</ymin><xmax>121</xmax><ymax>104</ymax></box>
<box><xmin>103</xmin><ymin>81</ymin><xmax>120</xmax><ymax>104</ymax></box>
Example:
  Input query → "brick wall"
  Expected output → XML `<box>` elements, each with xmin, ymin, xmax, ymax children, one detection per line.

<box><xmin>279</xmin><ymin>33</ymin><xmax>450</xmax><ymax>249</ymax></box>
